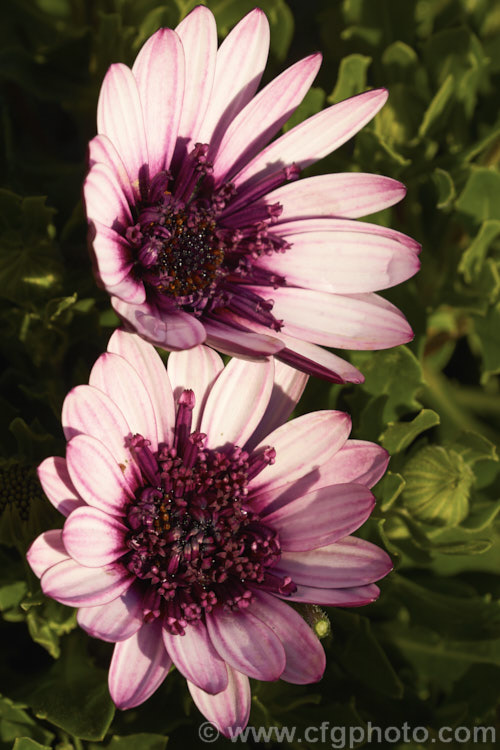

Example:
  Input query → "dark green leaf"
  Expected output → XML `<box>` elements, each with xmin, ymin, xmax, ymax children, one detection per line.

<box><xmin>25</xmin><ymin>634</ymin><xmax>115</xmax><ymax>741</ymax></box>
<box><xmin>328</xmin><ymin>54</ymin><xmax>371</xmax><ymax>104</ymax></box>
<box><xmin>381</xmin><ymin>408</ymin><xmax>440</xmax><ymax>453</ymax></box>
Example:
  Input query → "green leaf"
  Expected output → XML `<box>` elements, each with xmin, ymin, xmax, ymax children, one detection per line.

<box><xmin>378</xmin><ymin>619</ymin><xmax>500</xmax><ymax>691</ymax></box>
<box><xmin>432</xmin><ymin>167</ymin><xmax>456</xmax><ymax>210</ymax></box>
<box><xmin>402</xmin><ymin>446</ymin><xmax>474</xmax><ymax>526</ymax></box>
<box><xmin>0</xmin><ymin>191</ymin><xmax>61</xmax><ymax>305</ymax></box>
<box><xmin>381</xmin><ymin>41</ymin><xmax>419</xmax><ymax>82</ymax></box>
<box><xmin>25</xmin><ymin>633</ymin><xmax>115</xmax><ymax>741</ymax></box>
<box><xmin>348</xmin><ymin>347</ymin><xmax>424</xmax><ymax>434</ymax></box>
<box><xmin>331</xmin><ymin>612</ymin><xmax>404</xmax><ymax>699</ymax></box>
<box><xmin>89</xmin><ymin>734</ymin><xmax>168</xmax><ymax>750</ymax></box>
<box><xmin>430</xmin><ymin>539</ymin><xmax>492</xmax><ymax>555</ymax></box>
<box><xmin>12</xmin><ymin>739</ymin><xmax>52</xmax><ymax>750</ymax></box>
<box><xmin>460</xmin><ymin>499</ymin><xmax>500</xmax><ymax>532</ymax></box>
<box><xmin>473</xmin><ymin>302</ymin><xmax>500</xmax><ymax>380</ymax></box>
<box><xmin>327</xmin><ymin>54</ymin><xmax>372</xmax><ymax>104</ymax></box>
<box><xmin>391</xmin><ymin>574</ymin><xmax>500</xmax><ymax>641</ymax></box>
<box><xmin>0</xmin><ymin>548</ymin><xmax>28</xmax><ymax>620</ymax></box>
<box><xmin>381</xmin><ymin>409</ymin><xmax>440</xmax><ymax>453</ymax></box>
<box><xmin>448</xmin><ymin>431</ymin><xmax>498</xmax><ymax>466</ymax></box>
<box><xmin>418</xmin><ymin>74</ymin><xmax>454</xmax><ymax>137</ymax></box>
<box><xmin>25</xmin><ymin>598</ymin><xmax>77</xmax><ymax>659</ymax></box>
<box><xmin>376</xmin><ymin>472</ymin><xmax>406</xmax><ymax>512</ymax></box>
<box><xmin>456</xmin><ymin>168</ymin><xmax>500</xmax><ymax>223</ymax></box>
<box><xmin>459</xmin><ymin>219</ymin><xmax>500</xmax><ymax>282</ymax></box>
<box><xmin>0</xmin><ymin>695</ymin><xmax>54</xmax><ymax>746</ymax></box>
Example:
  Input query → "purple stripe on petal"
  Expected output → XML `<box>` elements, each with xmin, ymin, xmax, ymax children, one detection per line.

<box><xmin>247</xmin><ymin>286</ymin><xmax>414</xmax><ymax>350</ymax></box>
<box><xmin>77</xmin><ymin>584</ymin><xmax>144</xmax><ymax>642</ymax></box>
<box><xmin>206</xmin><ymin>607</ymin><xmax>285</xmax><ymax>681</ymax></box>
<box><xmin>187</xmin><ymin>666</ymin><xmax>251</xmax><ymax>738</ymax></box>
<box><xmin>233</xmin><ymin>88</ymin><xmax>388</xmax><ymax>193</ymax></box>
<box><xmin>63</xmin><ymin>506</ymin><xmax>128</xmax><ymax>568</ymax></box>
<box><xmin>37</xmin><ymin>456</ymin><xmax>84</xmax><ymax>517</ymax></box>
<box><xmin>66</xmin><ymin>434</ymin><xmax>135</xmax><ymax>516</ymax></box>
<box><xmin>41</xmin><ymin>558</ymin><xmax>133</xmax><ymax>607</ymax></box>
<box><xmin>264</xmin><ymin>173</ymin><xmax>407</xmax><ymax>221</ymax></box>
<box><xmin>27</xmin><ymin>530</ymin><xmax>69</xmax><ymax>579</ymax></box>
<box><xmin>62</xmin><ymin>384</ymin><xmax>141</xmax><ymax>487</ymax></box>
<box><xmin>274</xmin><ymin>216</ymin><xmax>421</xmax><ymax>254</ymax></box>
<box><xmin>109</xmin><ymin>619</ymin><xmax>172</xmax><ymax>709</ymax></box>
<box><xmin>163</xmin><ymin>622</ymin><xmax>228</xmax><ymax>694</ymax></box>
<box><xmin>252</xmin><ymin>441</ymin><xmax>389</xmax><ymax>516</ymax></box>
<box><xmin>88</xmin><ymin>220</ymin><xmax>134</xmax><ymax>289</ymax></box>
<box><xmin>245</xmin><ymin>360</ymin><xmax>308</xmax><ymax>451</ymax></box>
<box><xmin>167</xmin><ymin>345</ymin><xmax>224</xmax><ymax>431</ymax></box>
<box><xmin>200</xmin><ymin>356</ymin><xmax>274</xmax><ymax>450</ymax></box>
<box><xmin>253</xmin><ymin>230</ymin><xmax>420</xmax><ymax>294</ymax></box>
<box><xmin>249</xmin><ymin>410</ymin><xmax>351</xmax><ymax>498</ymax></box>
<box><xmin>88</xmin><ymin>133</ymin><xmax>135</xmax><ymax>206</ymax></box>
<box><xmin>132</xmin><ymin>29</ymin><xmax>185</xmax><ymax>175</ymax></box>
<box><xmin>198</xmin><ymin>9</ymin><xmax>270</xmax><ymax>154</ymax></box>
<box><xmin>274</xmin><ymin>536</ymin><xmax>393</xmax><ymax>589</ymax></box>
<box><xmin>278</xmin><ymin>582</ymin><xmax>381</xmax><ymax>607</ymax></box>
<box><xmin>249</xmin><ymin>591</ymin><xmax>325</xmax><ymax>684</ymax></box>
<box><xmin>90</xmin><ymin>351</ymin><xmax>159</xmax><ymax>451</ymax></box>
<box><xmin>97</xmin><ymin>63</ymin><xmax>149</xmax><ymax>191</ymax></box>
<box><xmin>315</xmin><ymin>440</ymin><xmax>390</xmax><ymax>489</ymax></box>
<box><xmin>174</xmin><ymin>6</ymin><xmax>217</xmax><ymax>159</ymax></box>
<box><xmin>84</xmin><ymin>163</ymin><xmax>133</xmax><ymax>232</ymax></box>
<box><xmin>107</xmin><ymin>329</ymin><xmax>176</xmax><ymax>446</ymax></box>
<box><xmin>263</xmin><ymin>483</ymin><xmax>375</xmax><ymax>551</ymax></box>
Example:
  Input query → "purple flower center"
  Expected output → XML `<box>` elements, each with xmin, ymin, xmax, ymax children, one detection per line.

<box><xmin>123</xmin><ymin>390</ymin><xmax>296</xmax><ymax>635</ymax></box>
<box><xmin>125</xmin><ymin>143</ymin><xmax>299</xmax><ymax>329</ymax></box>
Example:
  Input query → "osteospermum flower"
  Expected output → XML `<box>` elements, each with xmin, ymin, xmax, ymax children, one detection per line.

<box><xmin>84</xmin><ymin>6</ymin><xmax>421</xmax><ymax>384</ymax></box>
<box><xmin>27</xmin><ymin>330</ymin><xmax>392</xmax><ymax>735</ymax></box>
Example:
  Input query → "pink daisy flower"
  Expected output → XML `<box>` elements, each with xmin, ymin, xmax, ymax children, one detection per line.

<box><xmin>84</xmin><ymin>6</ymin><xmax>420</xmax><ymax>384</ymax></box>
<box><xmin>27</xmin><ymin>330</ymin><xmax>392</xmax><ymax>735</ymax></box>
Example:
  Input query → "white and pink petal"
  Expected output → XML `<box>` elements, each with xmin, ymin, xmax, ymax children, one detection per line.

<box><xmin>274</xmin><ymin>536</ymin><xmax>393</xmax><ymax>589</ymax></box>
<box><xmin>249</xmin><ymin>591</ymin><xmax>325</xmax><ymax>684</ymax></box>
<box><xmin>37</xmin><ymin>456</ymin><xmax>84</xmax><ymax>517</ymax></box>
<box><xmin>27</xmin><ymin>530</ymin><xmax>70</xmax><ymax>579</ymax></box>
<box><xmin>107</xmin><ymin>329</ymin><xmax>176</xmax><ymax>446</ymax></box>
<box><xmin>167</xmin><ymin>345</ymin><xmax>224</xmax><ymax>431</ymax></box>
<box><xmin>65</xmin><ymin>434</ymin><xmax>135</xmax><ymax>515</ymax></box>
<box><xmin>109</xmin><ymin>619</ymin><xmax>172</xmax><ymax>709</ymax></box>
<box><xmin>163</xmin><ymin>622</ymin><xmax>228</xmax><ymax>694</ymax></box>
<box><xmin>62</xmin><ymin>506</ymin><xmax>128</xmax><ymax>568</ymax></box>
<box><xmin>262</xmin><ymin>173</ymin><xmax>407</xmax><ymax>221</ymax></box>
<box><xmin>198</xmin><ymin>9</ymin><xmax>270</xmax><ymax>152</ymax></box>
<box><xmin>111</xmin><ymin>297</ymin><xmax>206</xmax><ymax>350</ymax></box>
<box><xmin>132</xmin><ymin>29</ymin><xmax>185</xmax><ymax>175</ymax></box>
<box><xmin>97</xmin><ymin>63</ymin><xmax>149</xmax><ymax>191</ymax></box>
<box><xmin>89</xmin><ymin>351</ymin><xmax>159</xmax><ymax>451</ymax></box>
<box><xmin>188</xmin><ymin>666</ymin><xmax>250</xmax><ymax>739</ymax></box>
<box><xmin>233</xmin><ymin>88</ymin><xmax>388</xmax><ymax>193</ymax></box>
<box><xmin>200</xmin><ymin>356</ymin><xmax>274</xmax><ymax>450</ymax></box>
<box><xmin>174</xmin><ymin>6</ymin><xmax>217</xmax><ymax>156</ymax></box>
<box><xmin>263</xmin><ymin>483</ymin><xmax>375</xmax><ymax>551</ymax></box>
<box><xmin>249</xmin><ymin>410</ymin><xmax>351</xmax><ymax>499</ymax></box>
<box><xmin>41</xmin><ymin>558</ymin><xmax>133</xmax><ymax>608</ymax></box>
<box><xmin>77</xmin><ymin>585</ymin><xmax>144</xmax><ymax>642</ymax></box>
<box><xmin>206</xmin><ymin>606</ymin><xmax>286</xmax><ymax>681</ymax></box>
<box><xmin>280</xmin><ymin>582</ymin><xmax>381</xmax><ymax>607</ymax></box>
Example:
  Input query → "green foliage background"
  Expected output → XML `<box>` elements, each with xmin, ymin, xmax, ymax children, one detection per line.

<box><xmin>1</xmin><ymin>0</ymin><xmax>499</xmax><ymax>747</ymax></box>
